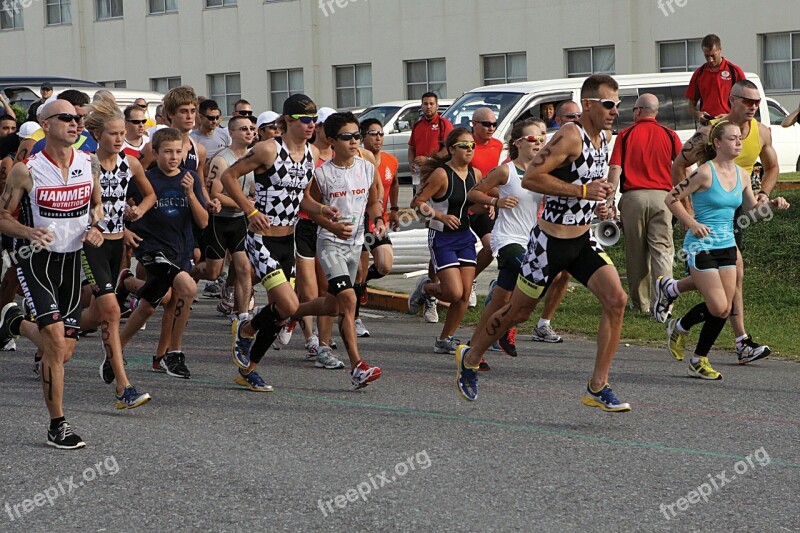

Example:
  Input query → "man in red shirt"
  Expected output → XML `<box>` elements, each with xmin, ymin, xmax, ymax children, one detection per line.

<box><xmin>607</xmin><ymin>93</ymin><xmax>682</xmax><ymax>312</ymax></box>
<box><xmin>408</xmin><ymin>92</ymin><xmax>453</xmax><ymax>194</ymax></box>
<box><xmin>685</xmin><ymin>34</ymin><xmax>746</xmax><ymax>123</ymax></box>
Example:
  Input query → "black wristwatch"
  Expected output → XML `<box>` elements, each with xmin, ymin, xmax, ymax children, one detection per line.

<box><xmin>389</xmin><ymin>206</ymin><xmax>399</xmax><ymax>212</ymax></box>
<box><xmin>88</xmin><ymin>220</ymin><xmax>109</xmax><ymax>233</ymax></box>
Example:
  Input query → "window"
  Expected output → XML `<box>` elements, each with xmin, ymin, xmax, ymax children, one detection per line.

<box><xmin>405</xmin><ymin>59</ymin><xmax>446</xmax><ymax>100</ymax></box>
<box><xmin>96</xmin><ymin>0</ymin><xmax>123</xmax><ymax>20</ymax></box>
<box><xmin>149</xmin><ymin>0</ymin><xmax>177</xmax><ymax>15</ymax></box>
<box><xmin>482</xmin><ymin>53</ymin><xmax>527</xmax><ymax>85</ymax></box>
<box><xmin>101</xmin><ymin>80</ymin><xmax>127</xmax><ymax>88</ymax></box>
<box><xmin>566</xmin><ymin>46</ymin><xmax>615</xmax><ymax>78</ymax></box>
<box><xmin>151</xmin><ymin>76</ymin><xmax>181</xmax><ymax>93</ymax></box>
<box><xmin>659</xmin><ymin>39</ymin><xmax>704</xmax><ymax>73</ymax></box>
<box><xmin>46</xmin><ymin>0</ymin><xmax>71</xmax><ymax>25</ymax></box>
<box><xmin>0</xmin><ymin>5</ymin><xmax>23</xmax><ymax>30</ymax></box>
<box><xmin>208</xmin><ymin>73</ymin><xmax>241</xmax><ymax>115</ymax></box>
<box><xmin>762</xmin><ymin>32</ymin><xmax>800</xmax><ymax>92</ymax></box>
<box><xmin>335</xmin><ymin>64</ymin><xmax>372</xmax><ymax>108</ymax></box>
<box><xmin>206</xmin><ymin>0</ymin><xmax>237</xmax><ymax>7</ymax></box>
<box><xmin>269</xmin><ymin>69</ymin><xmax>304</xmax><ymax>112</ymax></box>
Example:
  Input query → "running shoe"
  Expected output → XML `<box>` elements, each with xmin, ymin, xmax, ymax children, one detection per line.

<box><xmin>160</xmin><ymin>351</ymin><xmax>191</xmax><ymax>379</ymax></box>
<box><xmin>434</xmin><ymin>336</ymin><xmax>459</xmax><ymax>354</ymax></box>
<box><xmin>531</xmin><ymin>323</ymin><xmax>563</xmax><ymax>343</ymax></box>
<box><xmin>114</xmin><ymin>268</ymin><xmax>132</xmax><ymax>308</ymax></box>
<box><xmin>151</xmin><ymin>355</ymin><xmax>165</xmax><ymax>373</ymax></box>
<box><xmin>305</xmin><ymin>334</ymin><xmax>320</xmax><ymax>360</ymax></box>
<box><xmin>455</xmin><ymin>344</ymin><xmax>478</xmax><ymax>401</ymax></box>
<box><xmin>330</xmin><ymin>338</ymin><xmax>338</xmax><ymax>350</ymax></box>
<box><xmin>423</xmin><ymin>297</ymin><xmax>439</xmax><ymax>323</ymax></box>
<box><xmin>688</xmin><ymin>357</ymin><xmax>722</xmax><ymax>380</ymax></box>
<box><xmin>736</xmin><ymin>336</ymin><xmax>771</xmax><ymax>365</ymax></box>
<box><xmin>33</xmin><ymin>355</ymin><xmax>41</xmax><ymax>377</ymax></box>
<box><xmin>666</xmin><ymin>318</ymin><xmax>685</xmax><ymax>361</ymax></box>
<box><xmin>47</xmin><ymin>421</ymin><xmax>86</xmax><ymax>450</ymax></box>
<box><xmin>231</xmin><ymin>319</ymin><xmax>253</xmax><ymax>370</ymax></box>
<box><xmin>498</xmin><ymin>327</ymin><xmax>517</xmax><ymax>357</ymax></box>
<box><xmin>489</xmin><ymin>341</ymin><xmax>501</xmax><ymax>352</ymax></box>
<box><xmin>484</xmin><ymin>279</ymin><xmax>497</xmax><ymax>308</ymax></box>
<box><xmin>581</xmin><ymin>382</ymin><xmax>632</xmax><ymax>412</ymax></box>
<box><xmin>351</xmin><ymin>360</ymin><xmax>381</xmax><ymax>389</ymax></box>
<box><xmin>478</xmin><ymin>358</ymin><xmax>491</xmax><ymax>371</ymax></box>
<box><xmin>315</xmin><ymin>346</ymin><xmax>345</xmax><ymax>369</ymax></box>
<box><xmin>0</xmin><ymin>302</ymin><xmax>22</xmax><ymax>344</ymax></box>
<box><xmin>277</xmin><ymin>320</ymin><xmax>297</xmax><ymax>345</ymax></box>
<box><xmin>653</xmin><ymin>275</ymin><xmax>677</xmax><ymax>324</ymax></box>
<box><xmin>217</xmin><ymin>290</ymin><xmax>234</xmax><ymax>317</ymax></box>
<box><xmin>359</xmin><ymin>287</ymin><xmax>368</xmax><ymax>306</ymax></box>
<box><xmin>115</xmin><ymin>385</ymin><xmax>152</xmax><ymax>409</ymax></box>
<box><xmin>235</xmin><ymin>369</ymin><xmax>274</xmax><ymax>392</ymax></box>
<box><xmin>408</xmin><ymin>276</ymin><xmax>429</xmax><ymax>315</ymax></box>
<box><xmin>355</xmin><ymin>318</ymin><xmax>370</xmax><ymax>338</ymax></box>
<box><xmin>202</xmin><ymin>280</ymin><xmax>222</xmax><ymax>298</ymax></box>
<box><xmin>468</xmin><ymin>279</ymin><xmax>477</xmax><ymax>308</ymax></box>
<box><xmin>1</xmin><ymin>338</ymin><xmax>16</xmax><ymax>351</ymax></box>
<box><xmin>100</xmin><ymin>356</ymin><xmax>114</xmax><ymax>384</ymax></box>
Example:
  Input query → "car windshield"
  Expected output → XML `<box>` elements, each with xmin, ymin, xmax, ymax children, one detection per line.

<box><xmin>358</xmin><ymin>106</ymin><xmax>401</xmax><ymax>126</ymax></box>
<box><xmin>442</xmin><ymin>92</ymin><xmax>523</xmax><ymax>130</ymax></box>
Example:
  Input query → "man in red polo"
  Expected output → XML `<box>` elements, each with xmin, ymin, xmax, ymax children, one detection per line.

<box><xmin>408</xmin><ymin>92</ymin><xmax>453</xmax><ymax>194</ymax></box>
<box><xmin>607</xmin><ymin>93</ymin><xmax>682</xmax><ymax>313</ymax></box>
<box><xmin>685</xmin><ymin>34</ymin><xmax>746</xmax><ymax>123</ymax></box>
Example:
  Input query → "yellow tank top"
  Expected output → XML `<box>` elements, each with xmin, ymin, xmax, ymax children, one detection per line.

<box><xmin>711</xmin><ymin>118</ymin><xmax>760</xmax><ymax>174</ymax></box>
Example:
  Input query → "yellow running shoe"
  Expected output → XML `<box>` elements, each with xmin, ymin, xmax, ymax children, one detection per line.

<box><xmin>666</xmin><ymin>318</ymin><xmax>685</xmax><ymax>361</ymax></box>
<box><xmin>687</xmin><ymin>357</ymin><xmax>722</xmax><ymax>380</ymax></box>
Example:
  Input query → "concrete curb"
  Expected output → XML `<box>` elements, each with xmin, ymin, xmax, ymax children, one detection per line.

<box><xmin>364</xmin><ymin>287</ymin><xmax>450</xmax><ymax>314</ymax></box>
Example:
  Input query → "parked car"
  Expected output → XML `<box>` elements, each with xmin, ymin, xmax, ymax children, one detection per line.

<box><xmin>357</xmin><ymin>99</ymin><xmax>452</xmax><ymax>178</ymax></box>
<box><xmin>759</xmin><ymin>97</ymin><xmax>800</xmax><ymax>172</ymax></box>
<box><xmin>0</xmin><ymin>76</ymin><xmax>101</xmax><ymax>114</ymax></box>
<box><xmin>442</xmin><ymin>72</ymin><xmax>800</xmax><ymax>173</ymax></box>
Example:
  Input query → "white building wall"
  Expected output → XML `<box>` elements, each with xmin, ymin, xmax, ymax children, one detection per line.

<box><xmin>1</xmin><ymin>0</ymin><xmax>798</xmax><ymax>111</ymax></box>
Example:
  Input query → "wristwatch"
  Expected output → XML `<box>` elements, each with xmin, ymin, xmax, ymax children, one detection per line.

<box><xmin>89</xmin><ymin>220</ymin><xmax>109</xmax><ymax>233</ymax></box>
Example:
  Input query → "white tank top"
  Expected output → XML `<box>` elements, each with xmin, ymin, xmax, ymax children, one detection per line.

<box><xmin>491</xmin><ymin>161</ymin><xmax>542</xmax><ymax>254</ymax></box>
<box><xmin>20</xmin><ymin>149</ymin><xmax>94</xmax><ymax>253</ymax></box>
<box><xmin>314</xmin><ymin>157</ymin><xmax>374</xmax><ymax>246</ymax></box>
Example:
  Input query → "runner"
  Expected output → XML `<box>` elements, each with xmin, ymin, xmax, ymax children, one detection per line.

<box><xmin>454</xmin><ymin>74</ymin><xmax>631</xmax><ymax>412</ymax></box>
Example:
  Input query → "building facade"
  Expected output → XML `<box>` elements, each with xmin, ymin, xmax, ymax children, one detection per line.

<box><xmin>1</xmin><ymin>0</ymin><xmax>798</xmax><ymax>113</ymax></box>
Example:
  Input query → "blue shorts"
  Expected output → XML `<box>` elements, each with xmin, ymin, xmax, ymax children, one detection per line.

<box><xmin>428</xmin><ymin>229</ymin><xmax>477</xmax><ymax>272</ymax></box>
<box><xmin>495</xmin><ymin>243</ymin><xmax>525</xmax><ymax>291</ymax></box>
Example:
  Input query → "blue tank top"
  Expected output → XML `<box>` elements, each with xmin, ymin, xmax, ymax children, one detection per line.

<box><xmin>684</xmin><ymin>161</ymin><xmax>742</xmax><ymax>253</ymax></box>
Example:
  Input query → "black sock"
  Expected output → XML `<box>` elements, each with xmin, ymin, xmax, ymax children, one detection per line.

<box><xmin>695</xmin><ymin>314</ymin><xmax>727</xmax><ymax>357</ymax></box>
<box><xmin>250</xmin><ymin>321</ymin><xmax>284</xmax><ymax>364</ymax></box>
<box><xmin>49</xmin><ymin>416</ymin><xmax>65</xmax><ymax>430</ymax></box>
<box><xmin>365</xmin><ymin>265</ymin><xmax>385</xmax><ymax>282</ymax></box>
<box><xmin>678</xmin><ymin>302</ymin><xmax>710</xmax><ymax>332</ymax></box>
<box><xmin>250</xmin><ymin>303</ymin><xmax>282</xmax><ymax>332</ymax></box>
<box><xmin>354</xmin><ymin>283</ymin><xmax>365</xmax><ymax>317</ymax></box>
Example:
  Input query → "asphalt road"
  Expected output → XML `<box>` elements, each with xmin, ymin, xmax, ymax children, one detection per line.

<box><xmin>0</xmin><ymin>296</ymin><xmax>798</xmax><ymax>532</ymax></box>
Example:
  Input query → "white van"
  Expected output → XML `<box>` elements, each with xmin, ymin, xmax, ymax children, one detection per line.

<box><xmin>441</xmin><ymin>73</ymin><xmax>800</xmax><ymax>173</ymax></box>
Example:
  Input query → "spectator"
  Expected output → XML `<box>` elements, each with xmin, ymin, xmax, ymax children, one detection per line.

<box><xmin>780</xmin><ymin>101</ymin><xmax>799</xmax><ymax>128</ymax></box>
<box><xmin>686</xmin><ymin>34</ymin><xmax>745</xmax><ymax>123</ymax></box>
<box><xmin>0</xmin><ymin>114</ymin><xmax>16</xmax><ymax>137</ymax></box>
<box><xmin>1</xmin><ymin>92</ymin><xmax>16</xmax><ymax>122</ymax></box>
<box><xmin>541</xmin><ymin>102</ymin><xmax>558</xmax><ymax>129</ymax></box>
<box><xmin>607</xmin><ymin>94</ymin><xmax>682</xmax><ymax>313</ymax></box>
<box><xmin>408</xmin><ymin>92</ymin><xmax>453</xmax><ymax>194</ymax></box>
<box><xmin>26</xmin><ymin>81</ymin><xmax>53</xmax><ymax>122</ymax></box>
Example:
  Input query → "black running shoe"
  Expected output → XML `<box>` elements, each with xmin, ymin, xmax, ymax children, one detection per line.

<box><xmin>0</xmin><ymin>302</ymin><xmax>23</xmax><ymax>345</ymax></box>
<box><xmin>47</xmin><ymin>421</ymin><xmax>86</xmax><ymax>450</ymax></box>
<box><xmin>100</xmin><ymin>356</ymin><xmax>114</xmax><ymax>384</ymax></box>
<box><xmin>160</xmin><ymin>351</ymin><xmax>191</xmax><ymax>379</ymax></box>
<box><xmin>498</xmin><ymin>327</ymin><xmax>518</xmax><ymax>357</ymax></box>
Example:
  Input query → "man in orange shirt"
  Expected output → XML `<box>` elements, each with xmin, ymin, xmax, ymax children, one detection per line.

<box><xmin>685</xmin><ymin>34</ymin><xmax>745</xmax><ymax>123</ymax></box>
<box><xmin>408</xmin><ymin>92</ymin><xmax>453</xmax><ymax>195</ymax></box>
<box><xmin>354</xmin><ymin>118</ymin><xmax>398</xmax><ymax>337</ymax></box>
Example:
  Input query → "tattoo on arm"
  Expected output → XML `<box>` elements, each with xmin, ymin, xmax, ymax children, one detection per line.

<box><xmin>680</xmin><ymin>132</ymin><xmax>705</xmax><ymax>158</ymax></box>
<box><xmin>90</xmin><ymin>155</ymin><xmax>101</xmax><ymax>178</ymax></box>
<box><xmin>1</xmin><ymin>191</ymin><xmax>13</xmax><ymax>210</ymax></box>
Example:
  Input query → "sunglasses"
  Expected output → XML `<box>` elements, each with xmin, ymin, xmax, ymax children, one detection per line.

<box><xmin>365</xmin><ymin>130</ymin><xmax>385</xmax><ymax>137</ymax></box>
<box><xmin>584</xmin><ymin>98</ymin><xmax>622</xmax><ymax>110</ymax></box>
<box><xmin>475</xmin><ymin>121</ymin><xmax>498</xmax><ymax>128</ymax></box>
<box><xmin>236</xmin><ymin>110</ymin><xmax>254</xmax><ymax>116</ymax></box>
<box><xmin>126</xmin><ymin>119</ymin><xmax>147</xmax><ymax>125</ymax></box>
<box><xmin>731</xmin><ymin>95</ymin><xmax>761</xmax><ymax>107</ymax></box>
<box><xmin>260</xmin><ymin>123</ymin><xmax>279</xmax><ymax>130</ymax></box>
<box><xmin>235</xmin><ymin>126</ymin><xmax>257</xmax><ymax>132</ymax></box>
<box><xmin>559</xmin><ymin>113</ymin><xmax>581</xmax><ymax>119</ymax></box>
<box><xmin>290</xmin><ymin>114</ymin><xmax>318</xmax><ymax>124</ymax></box>
<box><xmin>452</xmin><ymin>141</ymin><xmax>476</xmax><ymax>150</ymax></box>
<box><xmin>520</xmin><ymin>135</ymin><xmax>546</xmax><ymax>143</ymax></box>
<box><xmin>203</xmin><ymin>114</ymin><xmax>222</xmax><ymax>121</ymax></box>
<box><xmin>335</xmin><ymin>132</ymin><xmax>362</xmax><ymax>141</ymax></box>
<box><xmin>45</xmin><ymin>113</ymin><xmax>82</xmax><ymax>123</ymax></box>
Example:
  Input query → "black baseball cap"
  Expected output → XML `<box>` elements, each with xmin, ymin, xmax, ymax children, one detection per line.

<box><xmin>41</xmin><ymin>81</ymin><xmax>53</xmax><ymax>90</ymax></box>
<box><xmin>282</xmin><ymin>94</ymin><xmax>316</xmax><ymax>116</ymax></box>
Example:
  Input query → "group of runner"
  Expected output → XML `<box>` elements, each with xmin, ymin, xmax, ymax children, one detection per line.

<box><xmin>0</xmin><ymin>73</ymin><xmax>789</xmax><ymax>450</ymax></box>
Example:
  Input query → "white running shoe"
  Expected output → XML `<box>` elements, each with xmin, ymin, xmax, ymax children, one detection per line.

<box><xmin>468</xmin><ymin>280</ymin><xmax>477</xmax><ymax>308</ymax></box>
<box><xmin>423</xmin><ymin>297</ymin><xmax>439</xmax><ymax>323</ymax></box>
<box><xmin>355</xmin><ymin>318</ymin><xmax>370</xmax><ymax>338</ymax></box>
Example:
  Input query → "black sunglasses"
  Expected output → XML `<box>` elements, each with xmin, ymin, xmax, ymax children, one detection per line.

<box><xmin>45</xmin><ymin>113</ymin><xmax>82</xmax><ymax>123</ymax></box>
<box><xmin>335</xmin><ymin>132</ymin><xmax>362</xmax><ymax>141</ymax></box>
<box><xmin>260</xmin><ymin>123</ymin><xmax>278</xmax><ymax>130</ymax></box>
<box><xmin>126</xmin><ymin>119</ymin><xmax>147</xmax><ymax>125</ymax></box>
<box><xmin>236</xmin><ymin>110</ymin><xmax>254</xmax><ymax>116</ymax></box>
<box><xmin>475</xmin><ymin>120</ymin><xmax>498</xmax><ymax>128</ymax></box>
<box><xmin>365</xmin><ymin>130</ymin><xmax>385</xmax><ymax>137</ymax></box>
<box><xmin>203</xmin><ymin>114</ymin><xmax>222</xmax><ymax>121</ymax></box>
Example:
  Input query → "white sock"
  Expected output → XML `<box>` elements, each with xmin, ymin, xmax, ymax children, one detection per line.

<box><xmin>735</xmin><ymin>334</ymin><xmax>748</xmax><ymax>344</ymax></box>
<box><xmin>238</xmin><ymin>313</ymin><xmax>249</xmax><ymax>322</ymax></box>
<box><xmin>675</xmin><ymin>319</ymin><xmax>688</xmax><ymax>333</ymax></box>
<box><xmin>537</xmin><ymin>318</ymin><xmax>551</xmax><ymax>329</ymax></box>
<box><xmin>690</xmin><ymin>356</ymin><xmax>701</xmax><ymax>364</ymax></box>
<box><xmin>666</xmin><ymin>279</ymin><xmax>680</xmax><ymax>298</ymax></box>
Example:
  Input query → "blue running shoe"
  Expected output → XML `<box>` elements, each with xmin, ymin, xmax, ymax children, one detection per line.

<box><xmin>235</xmin><ymin>369</ymin><xmax>274</xmax><ymax>392</ymax></box>
<box><xmin>115</xmin><ymin>385</ymin><xmax>152</xmax><ymax>409</ymax></box>
<box><xmin>455</xmin><ymin>344</ymin><xmax>479</xmax><ymax>401</ymax></box>
<box><xmin>231</xmin><ymin>319</ymin><xmax>253</xmax><ymax>370</ymax></box>
<box><xmin>484</xmin><ymin>279</ymin><xmax>497</xmax><ymax>308</ymax></box>
<box><xmin>489</xmin><ymin>340</ymin><xmax>501</xmax><ymax>351</ymax></box>
<box><xmin>581</xmin><ymin>382</ymin><xmax>631</xmax><ymax>412</ymax></box>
